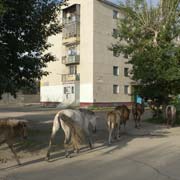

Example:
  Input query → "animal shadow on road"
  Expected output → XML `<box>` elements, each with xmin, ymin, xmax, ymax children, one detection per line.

<box><xmin>0</xmin><ymin>109</ymin><xmax>171</xmax><ymax>169</ymax></box>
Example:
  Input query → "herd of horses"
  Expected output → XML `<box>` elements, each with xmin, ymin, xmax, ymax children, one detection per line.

<box><xmin>0</xmin><ymin>103</ymin><xmax>177</xmax><ymax>165</ymax></box>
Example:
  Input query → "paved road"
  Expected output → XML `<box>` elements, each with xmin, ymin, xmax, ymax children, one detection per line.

<box><xmin>0</xmin><ymin>106</ymin><xmax>180</xmax><ymax>180</ymax></box>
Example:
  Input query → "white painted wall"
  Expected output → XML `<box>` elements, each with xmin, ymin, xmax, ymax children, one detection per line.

<box><xmin>80</xmin><ymin>83</ymin><xmax>94</xmax><ymax>102</ymax></box>
<box><xmin>79</xmin><ymin>0</ymin><xmax>94</xmax><ymax>103</ymax></box>
<box><xmin>40</xmin><ymin>85</ymin><xmax>63</xmax><ymax>102</ymax></box>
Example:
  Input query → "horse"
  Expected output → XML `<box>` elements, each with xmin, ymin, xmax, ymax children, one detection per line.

<box><xmin>165</xmin><ymin>105</ymin><xmax>176</xmax><ymax>128</ymax></box>
<box><xmin>46</xmin><ymin>108</ymin><xmax>97</xmax><ymax>160</ymax></box>
<box><xmin>115</xmin><ymin>105</ymin><xmax>130</xmax><ymax>130</ymax></box>
<box><xmin>0</xmin><ymin>119</ymin><xmax>28</xmax><ymax>165</ymax></box>
<box><xmin>148</xmin><ymin>100</ymin><xmax>162</xmax><ymax>118</ymax></box>
<box><xmin>132</xmin><ymin>103</ymin><xmax>144</xmax><ymax>128</ymax></box>
<box><xmin>107</xmin><ymin>110</ymin><xmax>121</xmax><ymax>145</ymax></box>
<box><xmin>59</xmin><ymin>114</ymin><xmax>85</xmax><ymax>158</ymax></box>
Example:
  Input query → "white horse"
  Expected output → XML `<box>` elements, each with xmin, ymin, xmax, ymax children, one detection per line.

<box><xmin>165</xmin><ymin>105</ymin><xmax>176</xmax><ymax>127</ymax></box>
<box><xmin>46</xmin><ymin>108</ymin><xmax>97</xmax><ymax>160</ymax></box>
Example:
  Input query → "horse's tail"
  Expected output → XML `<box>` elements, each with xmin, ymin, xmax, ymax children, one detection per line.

<box><xmin>60</xmin><ymin>114</ymin><xmax>85</xmax><ymax>145</ymax></box>
<box><xmin>46</xmin><ymin>111</ymin><xmax>62</xmax><ymax>160</ymax></box>
<box><xmin>50</xmin><ymin>112</ymin><xmax>62</xmax><ymax>137</ymax></box>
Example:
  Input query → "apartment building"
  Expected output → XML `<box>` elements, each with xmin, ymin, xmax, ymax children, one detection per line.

<box><xmin>40</xmin><ymin>0</ymin><xmax>133</xmax><ymax>107</ymax></box>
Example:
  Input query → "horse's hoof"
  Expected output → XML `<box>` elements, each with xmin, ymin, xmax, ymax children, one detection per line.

<box><xmin>0</xmin><ymin>158</ymin><xmax>7</xmax><ymax>163</ymax></box>
<box><xmin>65</xmin><ymin>153</ymin><xmax>71</xmax><ymax>158</ymax></box>
<box><xmin>45</xmin><ymin>157</ymin><xmax>50</xmax><ymax>161</ymax></box>
<box><xmin>65</xmin><ymin>155</ymin><xmax>71</xmax><ymax>158</ymax></box>
<box><xmin>74</xmin><ymin>149</ymin><xmax>79</xmax><ymax>154</ymax></box>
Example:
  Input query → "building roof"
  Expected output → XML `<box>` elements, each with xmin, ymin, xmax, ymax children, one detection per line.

<box><xmin>98</xmin><ymin>0</ymin><xmax>119</xmax><ymax>9</ymax></box>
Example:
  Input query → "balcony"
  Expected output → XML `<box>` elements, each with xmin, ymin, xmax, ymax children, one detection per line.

<box><xmin>62</xmin><ymin>16</ymin><xmax>80</xmax><ymax>25</ymax></box>
<box><xmin>62</xmin><ymin>55</ymin><xmax>80</xmax><ymax>65</ymax></box>
<box><xmin>62</xmin><ymin>22</ymin><xmax>80</xmax><ymax>45</ymax></box>
<box><xmin>62</xmin><ymin>73</ymin><xmax>80</xmax><ymax>82</ymax></box>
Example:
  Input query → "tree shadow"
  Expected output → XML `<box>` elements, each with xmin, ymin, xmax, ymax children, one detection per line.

<box><xmin>0</xmin><ymin>108</ymin><xmax>176</xmax><ymax>168</ymax></box>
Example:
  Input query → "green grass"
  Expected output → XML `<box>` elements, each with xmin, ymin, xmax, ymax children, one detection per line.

<box><xmin>87</xmin><ymin>106</ymin><xmax>114</xmax><ymax>111</ymax></box>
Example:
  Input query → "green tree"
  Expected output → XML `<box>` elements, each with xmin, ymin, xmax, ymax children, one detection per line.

<box><xmin>0</xmin><ymin>0</ymin><xmax>5</xmax><ymax>14</ymax></box>
<box><xmin>0</xmin><ymin>0</ymin><xmax>68</xmax><ymax>97</ymax></box>
<box><xmin>112</xmin><ymin>0</ymin><xmax>180</xmax><ymax>103</ymax></box>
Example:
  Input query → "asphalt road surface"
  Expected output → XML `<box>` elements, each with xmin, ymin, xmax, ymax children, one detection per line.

<box><xmin>0</xmin><ymin>106</ymin><xmax>180</xmax><ymax>180</ymax></box>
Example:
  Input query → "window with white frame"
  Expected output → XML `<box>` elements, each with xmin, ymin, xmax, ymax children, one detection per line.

<box><xmin>113</xmin><ymin>66</ymin><xmax>119</xmax><ymax>76</ymax></box>
<box><xmin>113</xmin><ymin>84</ymin><xmax>119</xmax><ymax>94</ymax></box>
<box><xmin>124</xmin><ymin>85</ymin><xmax>129</xmax><ymax>95</ymax></box>
<box><xmin>69</xmin><ymin>65</ymin><xmax>77</xmax><ymax>74</ymax></box>
<box><xmin>113</xmin><ymin>50</ymin><xmax>119</xmax><ymax>57</ymax></box>
<box><xmin>72</xmin><ymin>86</ymin><xmax>74</xmax><ymax>94</ymax></box>
<box><xmin>112</xmin><ymin>28</ymin><xmax>118</xmax><ymax>38</ymax></box>
<box><xmin>124</xmin><ymin>68</ymin><xmax>129</xmax><ymax>77</ymax></box>
<box><xmin>64</xmin><ymin>86</ymin><xmax>74</xmax><ymax>94</ymax></box>
<box><xmin>113</xmin><ymin>10</ymin><xmax>118</xmax><ymax>19</ymax></box>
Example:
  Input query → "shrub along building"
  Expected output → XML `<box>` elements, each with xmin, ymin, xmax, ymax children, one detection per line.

<box><xmin>40</xmin><ymin>0</ymin><xmax>134</xmax><ymax>107</ymax></box>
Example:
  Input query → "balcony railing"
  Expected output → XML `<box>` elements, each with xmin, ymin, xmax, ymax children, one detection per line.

<box><xmin>62</xmin><ymin>21</ymin><xmax>80</xmax><ymax>44</ymax></box>
<box><xmin>62</xmin><ymin>55</ymin><xmax>80</xmax><ymax>65</ymax></box>
<box><xmin>62</xmin><ymin>73</ymin><xmax>80</xmax><ymax>82</ymax></box>
<box><xmin>62</xmin><ymin>16</ymin><xmax>80</xmax><ymax>25</ymax></box>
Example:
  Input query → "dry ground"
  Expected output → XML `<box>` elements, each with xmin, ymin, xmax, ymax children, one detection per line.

<box><xmin>0</xmin><ymin>106</ymin><xmax>168</xmax><ymax>165</ymax></box>
<box><xmin>0</xmin><ymin>106</ymin><xmax>180</xmax><ymax>180</ymax></box>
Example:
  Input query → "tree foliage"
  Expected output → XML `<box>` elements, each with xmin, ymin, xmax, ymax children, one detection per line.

<box><xmin>0</xmin><ymin>0</ymin><xmax>68</xmax><ymax>97</ymax></box>
<box><xmin>112</xmin><ymin>0</ymin><xmax>180</xmax><ymax>102</ymax></box>
<box><xmin>0</xmin><ymin>0</ymin><xmax>5</xmax><ymax>14</ymax></box>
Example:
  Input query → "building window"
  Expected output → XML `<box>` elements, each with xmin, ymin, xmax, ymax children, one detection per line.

<box><xmin>124</xmin><ymin>68</ymin><xmax>129</xmax><ymax>77</ymax></box>
<box><xmin>112</xmin><ymin>29</ymin><xmax>118</xmax><ymax>38</ymax></box>
<box><xmin>69</xmin><ymin>65</ymin><xmax>77</xmax><ymax>74</ymax></box>
<box><xmin>113</xmin><ymin>50</ymin><xmax>119</xmax><ymax>57</ymax></box>
<box><xmin>64</xmin><ymin>86</ymin><xmax>73</xmax><ymax>94</ymax></box>
<box><xmin>124</xmin><ymin>85</ymin><xmax>129</xmax><ymax>95</ymax></box>
<box><xmin>72</xmin><ymin>86</ymin><xmax>74</xmax><ymax>94</ymax></box>
<box><xmin>113</xmin><ymin>66</ymin><xmax>119</xmax><ymax>76</ymax></box>
<box><xmin>113</xmin><ymin>84</ymin><xmax>119</xmax><ymax>94</ymax></box>
<box><xmin>113</xmin><ymin>10</ymin><xmax>118</xmax><ymax>19</ymax></box>
<box><xmin>67</xmin><ymin>46</ymin><xmax>77</xmax><ymax>56</ymax></box>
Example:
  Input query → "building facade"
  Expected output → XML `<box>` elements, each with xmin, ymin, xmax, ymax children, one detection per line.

<box><xmin>40</xmin><ymin>0</ymin><xmax>133</xmax><ymax>107</ymax></box>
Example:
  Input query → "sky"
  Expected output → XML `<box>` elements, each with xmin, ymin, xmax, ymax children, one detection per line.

<box><xmin>109</xmin><ymin>0</ymin><xmax>158</xmax><ymax>6</ymax></box>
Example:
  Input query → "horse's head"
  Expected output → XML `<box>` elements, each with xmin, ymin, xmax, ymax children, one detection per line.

<box><xmin>17</xmin><ymin>121</ymin><xmax>28</xmax><ymax>140</ymax></box>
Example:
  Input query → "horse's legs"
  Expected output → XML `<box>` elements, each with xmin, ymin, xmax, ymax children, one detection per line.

<box><xmin>138</xmin><ymin>114</ymin><xmax>141</xmax><ymax>128</ymax></box>
<box><xmin>116</xmin><ymin>123</ymin><xmax>120</xmax><ymax>140</ymax></box>
<box><xmin>46</xmin><ymin>121</ymin><xmax>60</xmax><ymax>160</ymax></box>
<box><xmin>108</xmin><ymin>128</ymin><xmax>113</xmax><ymax>145</ymax></box>
<box><xmin>64</xmin><ymin>142</ymin><xmax>71</xmax><ymax>158</ymax></box>
<box><xmin>166</xmin><ymin>118</ymin><xmax>170</xmax><ymax>128</ymax></box>
<box><xmin>88</xmin><ymin>135</ymin><xmax>93</xmax><ymax>149</ymax></box>
<box><xmin>46</xmin><ymin>134</ymin><xmax>55</xmax><ymax>160</ymax></box>
<box><xmin>73</xmin><ymin>143</ymin><xmax>80</xmax><ymax>154</ymax></box>
<box><xmin>134</xmin><ymin>115</ymin><xmax>138</xmax><ymax>128</ymax></box>
<box><xmin>85</xmin><ymin>127</ymin><xmax>93</xmax><ymax>149</ymax></box>
<box><xmin>7</xmin><ymin>143</ymin><xmax>21</xmax><ymax>165</ymax></box>
<box><xmin>123</xmin><ymin>121</ymin><xmax>126</xmax><ymax>133</ymax></box>
<box><xmin>171</xmin><ymin>115</ymin><xmax>176</xmax><ymax>127</ymax></box>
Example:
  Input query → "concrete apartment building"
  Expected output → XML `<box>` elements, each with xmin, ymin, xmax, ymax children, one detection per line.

<box><xmin>40</xmin><ymin>0</ymin><xmax>133</xmax><ymax>107</ymax></box>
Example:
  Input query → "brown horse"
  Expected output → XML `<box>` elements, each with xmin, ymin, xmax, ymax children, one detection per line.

<box><xmin>107</xmin><ymin>110</ymin><xmax>121</xmax><ymax>145</ymax></box>
<box><xmin>0</xmin><ymin>119</ymin><xmax>28</xmax><ymax>165</ymax></box>
<box><xmin>115</xmin><ymin>105</ymin><xmax>130</xmax><ymax>130</ymax></box>
<box><xmin>132</xmin><ymin>103</ymin><xmax>144</xmax><ymax>128</ymax></box>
